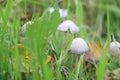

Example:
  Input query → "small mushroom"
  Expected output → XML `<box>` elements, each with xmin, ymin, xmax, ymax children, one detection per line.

<box><xmin>84</xmin><ymin>42</ymin><xmax>102</xmax><ymax>63</ymax></box>
<box><xmin>57</xmin><ymin>20</ymin><xmax>80</xmax><ymax>34</ymax></box>
<box><xmin>19</xmin><ymin>21</ymin><xmax>33</xmax><ymax>37</ymax></box>
<box><xmin>70</xmin><ymin>38</ymin><xmax>90</xmax><ymax>55</ymax></box>
<box><xmin>110</xmin><ymin>41</ymin><xmax>120</xmax><ymax>56</ymax></box>
<box><xmin>46</xmin><ymin>7</ymin><xmax>68</xmax><ymax>18</ymax></box>
<box><xmin>46</xmin><ymin>7</ymin><xmax>54</xmax><ymax>13</ymax></box>
<box><xmin>59</xmin><ymin>8</ymin><xmax>68</xmax><ymax>18</ymax></box>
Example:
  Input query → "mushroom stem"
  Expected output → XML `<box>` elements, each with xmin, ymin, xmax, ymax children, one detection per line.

<box><xmin>75</xmin><ymin>55</ymin><xmax>84</xmax><ymax>80</ymax></box>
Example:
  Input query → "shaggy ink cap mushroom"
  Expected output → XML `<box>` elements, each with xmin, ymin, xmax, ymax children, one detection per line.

<box><xmin>70</xmin><ymin>38</ymin><xmax>90</xmax><ymax>55</ymax></box>
<box><xmin>110</xmin><ymin>41</ymin><xmax>120</xmax><ymax>56</ymax></box>
<box><xmin>57</xmin><ymin>20</ymin><xmax>80</xmax><ymax>34</ymax></box>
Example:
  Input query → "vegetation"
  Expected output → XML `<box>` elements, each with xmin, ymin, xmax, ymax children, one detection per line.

<box><xmin>0</xmin><ymin>0</ymin><xmax>120</xmax><ymax>80</ymax></box>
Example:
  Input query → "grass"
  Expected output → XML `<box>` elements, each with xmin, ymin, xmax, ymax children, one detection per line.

<box><xmin>0</xmin><ymin>0</ymin><xmax>120</xmax><ymax>80</ymax></box>
<box><xmin>96</xmin><ymin>6</ymin><xmax>110</xmax><ymax>80</ymax></box>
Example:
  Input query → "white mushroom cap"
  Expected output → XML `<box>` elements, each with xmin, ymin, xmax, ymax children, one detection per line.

<box><xmin>46</xmin><ymin>7</ymin><xmax>68</xmax><ymax>18</ymax></box>
<box><xmin>110</xmin><ymin>41</ymin><xmax>120</xmax><ymax>56</ymax></box>
<box><xmin>57</xmin><ymin>20</ymin><xmax>80</xmax><ymax>34</ymax></box>
<box><xmin>70</xmin><ymin>38</ymin><xmax>90</xmax><ymax>55</ymax></box>
<box><xmin>19</xmin><ymin>21</ymin><xmax>33</xmax><ymax>37</ymax></box>
<box><xmin>46</xmin><ymin>7</ymin><xmax>54</xmax><ymax>13</ymax></box>
<box><xmin>20</xmin><ymin>21</ymin><xmax>33</xmax><ymax>33</ymax></box>
<box><xmin>59</xmin><ymin>8</ymin><xmax>68</xmax><ymax>18</ymax></box>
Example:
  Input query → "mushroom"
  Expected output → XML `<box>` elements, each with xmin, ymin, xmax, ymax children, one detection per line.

<box><xmin>46</xmin><ymin>7</ymin><xmax>68</xmax><ymax>18</ymax></box>
<box><xmin>19</xmin><ymin>21</ymin><xmax>33</xmax><ymax>37</ymax></box>
<box><xmin>57</xmin><ymin>20</ymin><xmax>80</xmax><ymax>34</ymax></box>
<box><xmin>84</xmin><ymin>42</ymin><xmax>102</xmax><ymax>63</ymax></box>
<box><xmin>70</xmin><ymin>38</ymin><xmax>90</xmax><ymax>55</ymax></box>
<box><xmin>59</xmin><ymin>8</ymin><xmax>68</xmax><ymax>18</ymax></box>
<box><xmin>46</xmin><ymin>7</ymin><xmax>54</xmax><ymax>13</ymax></box>
<box><xmin>110</xmin><ymin>41</ymin><xmax>120</xmax><ymax>56</ymax></box>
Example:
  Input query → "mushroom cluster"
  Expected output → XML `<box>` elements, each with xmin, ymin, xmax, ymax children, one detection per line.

<box><xmin>57</xmin><ymin>19</ymin><xmax>120</xmax><ymax>66</ymax></box>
